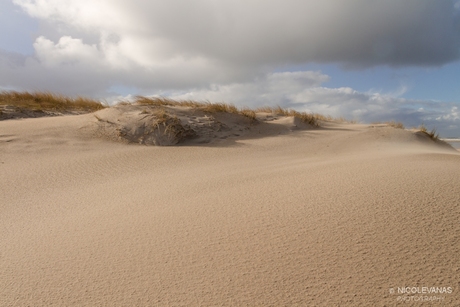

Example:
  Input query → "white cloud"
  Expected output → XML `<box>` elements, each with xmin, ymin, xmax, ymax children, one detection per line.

<box><xmin>168</xmin><ymin>71</ymin><xmax>330</xmax><ymax>106</ymax></box>
<box><xmin>4</xmin><ymin>0</ymin><xmax>460</xmax><ymax>95</ymax></box>
<box><xmin>12</xmin><ymin>0</ymin><xmax>460</xmax><ymax>69</ymax></box>
<box><xmin>33</xmin><ymin>36</ymin><xmax>100</xmax><ymax>67</ymax></box>
<box><xmin>437</xmin><ymin>107</ymin><xmax>460</xmax><ymax>121</ymax></box>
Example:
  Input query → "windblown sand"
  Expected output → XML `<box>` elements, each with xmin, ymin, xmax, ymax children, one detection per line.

<box><xmin>1</xmin><ymin>111</ymin><xmax>459</xmax><ymax>306</ymax></box>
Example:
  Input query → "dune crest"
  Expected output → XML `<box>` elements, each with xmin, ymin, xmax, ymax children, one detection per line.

<box><xmin>87</xmin><ymin>104</ymin><xmax>318</xmax><ymax>145</ymax></box>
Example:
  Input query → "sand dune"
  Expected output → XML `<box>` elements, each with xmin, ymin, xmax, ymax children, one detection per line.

<box><xmin>1</xmin><ymin>110</ymin><xmax>459</xmax><ymax>306</ymax></box>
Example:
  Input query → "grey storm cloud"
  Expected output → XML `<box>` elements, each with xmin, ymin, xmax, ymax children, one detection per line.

<box><xmin>11</xmin><ymin>0</ymin><xmax>460</xmax><ymax>68</ymax></box>
<box><xmin>2</xmin><ymin>0</ymin><xmax>458</xmax><ymax>94</ymax></box>
<box><xmin>151</xmin><ymin>0</ymin><xmax>460</xmax><ymax>68</ymax></box>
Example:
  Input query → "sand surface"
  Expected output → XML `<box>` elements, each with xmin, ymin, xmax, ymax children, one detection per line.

<box><xmin>1</xmin><ymin>112</ymin><xmax>459</xmax><ymax>306</ymax></box>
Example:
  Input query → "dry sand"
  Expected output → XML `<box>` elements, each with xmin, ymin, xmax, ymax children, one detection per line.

<box><xmin>1</xmin><ymin>109</ymin><xmax>459</xmax><ymax>306</ymax></box>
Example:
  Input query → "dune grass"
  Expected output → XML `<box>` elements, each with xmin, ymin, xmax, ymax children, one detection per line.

<box><xmin>1</xmin><ymin>91</ymin><xmax>448</xmax><ymax>143</ymax></box>
<box><xmin>3</xmin><ymin>91</ymin><xmax>420</xmax><ymax>133</ymax></box>
<box><xmin>134</xmin><ymin>97</ymin><xmax>362</xmax><ymax>126</ymax></box>
<box><xmin>133</xmin><ymin>96</ymin><xmax>319</xmax><ymax>125</ymax></box>
<box><xmin>255</xmin><ymin>106</ymin><xmax>321</xmax><ymax>125</ymax></box>
<box><xmin>370</xmin><ymin>121</ymin><xmax>440</xmax><ymax>140</ymax></box>
<box><xmin>369</xmin><ymin>120</ymin><xmax>440</xmax><ymax>141</ymax></box>
<box><xmin>0</xmin><ymin>92</ymin><xmax>323</xmax><ymax>125</ymax></box>
<box><xmin>417</xmin><ymin>124</ymin><xmax>439</xmax><ymax>140</ymax></box>
<box><xmin>387</xmin><ymin>121</ymin><xmax>405</xmax><ymax>129</ymax></box>
<box><xmin>0</xmin><ymin>91</ymin><xmax>106</xmax><ymax>112</ymax></box>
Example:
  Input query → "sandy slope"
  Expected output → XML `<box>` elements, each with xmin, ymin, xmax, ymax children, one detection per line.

<box><xmin>1</xmin><ymin>113</ymin><xmax>459</xmax><ymax>306</ymax></box>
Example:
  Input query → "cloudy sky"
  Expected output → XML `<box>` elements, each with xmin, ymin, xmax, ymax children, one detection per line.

<box><xmin>1</xmin><ymin>0</ymin><xmax>460</xmax><ymax>136</ymax></box>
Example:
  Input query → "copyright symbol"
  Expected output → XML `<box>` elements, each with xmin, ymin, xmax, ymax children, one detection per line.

<box><xmin>390</xmin><ymin>288</ymin><xmax>395</xmax><ymax>294</ymax></box>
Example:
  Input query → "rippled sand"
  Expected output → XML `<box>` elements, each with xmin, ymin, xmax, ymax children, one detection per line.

<box><xmin>1</xmin><ymin>114</ymin><xmax>459</xmax><ymax>306</ymax></box>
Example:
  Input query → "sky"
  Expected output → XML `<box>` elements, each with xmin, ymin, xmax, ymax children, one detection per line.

<box><xmin>1</xmin><ymin>0</ymin><xmax>460</xmax><ymax>137</ymax></box>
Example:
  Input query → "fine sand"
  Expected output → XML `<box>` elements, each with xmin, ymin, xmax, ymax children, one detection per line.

<box><xmin>1</xmin><ymin>110</ymin><xmax>459</xmax><ymax>306</ymax></box>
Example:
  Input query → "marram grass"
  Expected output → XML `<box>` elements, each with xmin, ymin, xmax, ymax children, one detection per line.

<box><xmin>0</xmin><ymin>91</ymin><xmax>106</xmax><ymax>112</ymax></box>
<box><xmin>134</xmin><ymin>96</ymin><xmax>319</xmax><ymax>126</ymax></box>
<box><xmin>417</xmin><ymin>123</ymin><xmax>439</xmax><ymax>140</ymax></box>
<box><xmin>2</xmin><ymin>91</ymin><xmax>436</xmax><ymax>140</ymax></box>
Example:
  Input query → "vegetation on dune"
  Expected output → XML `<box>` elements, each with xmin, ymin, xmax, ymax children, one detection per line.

<box><xmin>417</xmin><ymin>123</ymin><xmax>439</xmax><ymax>141</ymax></box>
<box><xmin>0</xmin><ymin>92</ymin><xmax>354</xmax><ymax>127</ymax></box>
<box><xmin>134</xmin><ymin>96</ymin><xmax>203</xmax><ymax>108</ymax></box>
<box><xmin>0</xmin><ymin>91</ymin><xmax>106</xmax><ymax>112</ymax></box>
<box><xmin>239</xmin><ymin>108</ymin><xmax>257</xmax><ymax>121</ymax></box>
<box><xmin>254</xmin><ymin>106</ymin><xmax>318</xmax><ymax>125</ymax></box>
<box><xmin>387</xmin><ymin>121</ymin><xmax>405</xmax><ymax>129</ymax></box>
<box><xmin>372</xmin><ymin>121</ymin><xmax>440</xmax><ymax>141</ymax></box>
<box><xmin>1</xmin><ymin>92</ymin><xmax>441</xmax><ymax>142</ymax></box>
<box><xmin>134</xmin><ymin>96</ymin><xmax>320</xmax><ymax>126</ymax></box>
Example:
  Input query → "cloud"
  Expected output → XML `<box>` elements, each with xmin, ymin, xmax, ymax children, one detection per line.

<box><xmin>168</xmin><ymin>71</ymin><xmax>330</xmax><ymax>105</ymax></box>
<box><xmin>13</xmin><ymin>0</ymin><xmax>460</xmax><ymax>69</ymax></box>
<box><xmin>0</xmin><ymin>33</ymin><xmax>248</xmax><ymax>96</ymax></box>
<box><xmin>437</xmin><ymin>106</ymin><xmax>460</xmax><ymax>121</ymax></box>
<box><xmin>3</xmin><ymin>0</ymin><xmax>460</xmax><ymax>95</ymax></box>
<box><xmin>33</xmin><ymin>36</ymin><xmax>101</xmax><ymax>67</ymax></box>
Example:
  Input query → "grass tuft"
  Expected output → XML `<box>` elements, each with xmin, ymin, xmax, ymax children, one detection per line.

<box><xmin>255</xmin><ymin>106</ymin><xmax>318</xmax><ymax>126</ymax></box>
<box><xmin>389</xmin><ymin>121</ymin><xmax>405</xmax><ymax>129</ymax></box>
<box><xmin>418</xmin><ymin>124</ymin><xmax>439</xmax><ymax>140</ymax></box>
<box><xmin>151</xmin><ymin>108</ymin><xmax>170</xmax><ymax>125</ymax></box>
<box><xmin>135</xmin><ymin>97</ymin><xmax>268</xmax><ymax>122</ymax></box>
<box><xmin>201</xmin><ymin>102</ymin><xmax>239</xmax><ymax>114</ymax></box>
<box><xmin>239</xmin><ymin>108</ymin><xmax>257</xmax><ymax>121</ymax></box>
<box><xmin>0</xmin><ymin>92</ymin><xmax>353</xmax><ymax>128</ymax></box>
<box><xmin>0</xmin><ymin>91</ymin><xmax>105</xmax><ymax>112</ymax></box>
<box><xmin>134</xmin><ymin>96</ymin><xmax>175</xmax><ymax>106</ymax></box>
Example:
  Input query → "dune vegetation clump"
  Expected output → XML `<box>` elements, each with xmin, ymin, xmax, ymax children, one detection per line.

<box><xmin>133</xmin><ymin>96</ymin><xmax>319</xmax><ymax>126</ymax></box>
<box><xmin>0</xmin><ymin>91</ymin><xmax>106</xmax><ymax>112</ymax></box>
<box><xmin>0</xmin><ymin>92</ymin><xmax>445</xmax><ymax>144</ymax></box>
<box><xmin>255</xmin><ymin>106</ymin><xmax>318</xmax><ymax>125</ymax></box>
<box><xmin>417</xmin><ymin>124</ymin><xmax>439</xmax><ymax>140</ymax></box>
<box><xmin>1</xmin><ymin>91</ymin><xmax>453</xmax><ymax>149</ymax></box>
<box><xmin>387</xmin><ymin>121</ymin><xmax>405</xmax><ymax>129</ymax></box>
<box><xmin>0</xmin><ymin>91</ymin><xmax>324</xmax><ymax>126</ymax></box>
<box><xmin>369</xmin><ymin>121</ymin><xmax>443</xmax><ymax>142</ymax></box>
<box><xmin>134</xmin><ymin>96</ymin><xmax>260</xmax><ymax>122</ymax></box>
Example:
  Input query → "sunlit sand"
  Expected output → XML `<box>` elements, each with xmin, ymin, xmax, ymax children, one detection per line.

<box><xmin>1</xmin><ymin>105</ymin><xmax>459</xmax><ymax>306</ymax></box>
